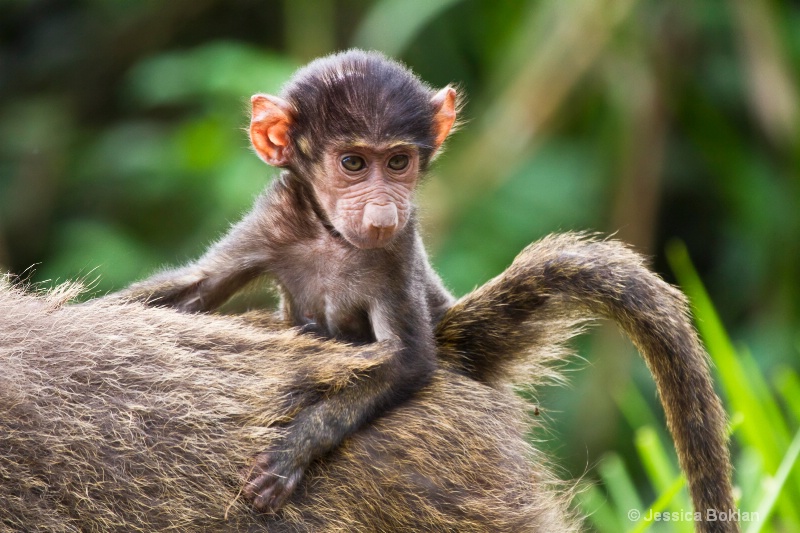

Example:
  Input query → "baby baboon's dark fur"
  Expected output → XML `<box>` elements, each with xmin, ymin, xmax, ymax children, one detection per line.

<box><xmin>121</xmin><ymin>50</ymin><xmax>460</xmax><ymax>511</ymax></box>
<box><xmin>0</xmin><ymin>234</ymin><xmax>736</xmax><ymax>532</ymax></box>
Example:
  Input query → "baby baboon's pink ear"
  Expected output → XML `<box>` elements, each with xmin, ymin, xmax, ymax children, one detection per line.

<box><xmin>430</xmin><ymin>86</ymin><xmax>457</xmax><ymax>151</ymax></box>
<box><xmin>250</xmin><ymin>94</ymin><xmax>293</xmax><ymax>167</ymax></box>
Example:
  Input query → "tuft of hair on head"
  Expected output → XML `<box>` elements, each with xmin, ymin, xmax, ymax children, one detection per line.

<box><xmin>280</xmin><ymin>49</ymin><xmax>457</xmax><ymax>167</ymax></box>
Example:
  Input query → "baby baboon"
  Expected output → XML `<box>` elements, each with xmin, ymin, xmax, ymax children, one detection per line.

<box><xmin>2</xmin><ymin>234</ymin><xmax>737</xmax><ymax>532</ymax></box>
<box><xmin>121</xmin><ymin>50</ymin><xmax>458</xmax><ymax>511</ymax></box>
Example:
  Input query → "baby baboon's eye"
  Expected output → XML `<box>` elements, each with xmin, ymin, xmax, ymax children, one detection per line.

<box><xmin>341</xmin><ymin>155</ymin><xmax>366</xmax><ymax>172</ymax></box>
<box><xmin>387</xmin><ymin>154</ymin><xmax>409</xmax><ymax>171</ymax></box>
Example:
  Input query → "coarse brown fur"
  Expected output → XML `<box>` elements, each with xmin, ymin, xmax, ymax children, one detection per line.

<box><xmin>0</xmin><ymin>262</ymin><xmax>572</xmax><ymax>532</ymax></box>
<box><xmin>0</xmin><ymin>233</ymin><xmax>737</xmax><ymax>532</ymax></box>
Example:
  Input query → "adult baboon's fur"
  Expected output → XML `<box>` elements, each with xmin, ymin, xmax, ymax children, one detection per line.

<box><xmin>0</xmin><ymin>233</ymin><xmax>736</xmax><ymax>532</ymax></box>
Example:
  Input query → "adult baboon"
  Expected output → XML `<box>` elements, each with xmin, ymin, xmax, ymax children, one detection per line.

<box><xmin>0</xmin><ymin>234</ymin><xmax>736</xmax><ymax>532</ymax></box>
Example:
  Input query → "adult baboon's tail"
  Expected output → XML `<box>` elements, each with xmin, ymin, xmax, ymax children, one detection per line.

<box><xmin>436</xmin><ymin>232</ymin><xmax>738</xmax><ymax>533</ymax></box>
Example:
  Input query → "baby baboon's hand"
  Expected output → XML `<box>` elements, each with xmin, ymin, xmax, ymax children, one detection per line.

<box><xmin>297</xmin><ymin>320</ymin><xmax>329</xmax><ymax>339</ymax></box>
<box><xmin>242</xmin><ymin>447</ymin><xmax>304</xmax><ymax>513</ymax></box>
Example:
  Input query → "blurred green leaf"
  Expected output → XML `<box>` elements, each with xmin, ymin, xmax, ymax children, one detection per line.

<box><xmin>37</xmin><ymin>219</ymin><xmax>160</xmax><ymax>294</ymax></box>
<box><xmin>353</xmin><ymin>0</ymin><xmax>465</xmax><ymax>56</ymax></box>
<box><xmin>437</xmin><ymin>140</ymin><xmax>603</xmax><ymax>294</ymax></box>
<box><xmin>628</xmin><ymin>476</ymin><xmax>687</xmax><ymax>533</ymax></box>
<box><xmin>775</xmin><ymin>369</ymin><xmax>800</xmax><ymax>425</ymax></box>
<box><xmin>598</xmin><ymin>453</ymin><xmax>644</xmax><ymax>527</ymax></box>
<box><xmin>125</xmin><ymin>42</ymin><xmax>297</xmax><ymax>108</ymax></box>
<box><xmin>578</xmin><ymin>484</ymin><xmax>624</xmax><ymax>533</ymax></box>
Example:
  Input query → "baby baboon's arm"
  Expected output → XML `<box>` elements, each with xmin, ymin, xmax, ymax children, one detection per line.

<box><xmin>121</xmin><ymin>195</ymin><xmax>280</xmax><ymax>312</ymax></box>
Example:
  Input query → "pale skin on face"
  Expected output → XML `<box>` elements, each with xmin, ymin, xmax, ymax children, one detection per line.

<box><xmin>316</xmin><ymin>142</ymin><xmax>420</xmax><ymax>249</ymax></box>
<box><xmin>248</xmin><ymin>86</ymin><xmax>457</xmax><ymax>249</ymax></box>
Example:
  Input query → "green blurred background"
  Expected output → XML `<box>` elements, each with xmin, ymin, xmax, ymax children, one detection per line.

<box><xmin>1</xmin><ymin>0</ymin><xmax>799</xmax><ymax>530</ymax></box>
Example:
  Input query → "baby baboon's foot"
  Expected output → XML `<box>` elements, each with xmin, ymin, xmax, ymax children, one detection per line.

<box><xmin>242</xmin><ymin>448</ymin><xmax>304</xmax><ymax>512</ymax></box>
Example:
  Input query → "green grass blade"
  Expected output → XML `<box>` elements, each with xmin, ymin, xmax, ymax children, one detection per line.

<box><xmin>627</xmin><ymin>476</ymin><xmax>687</xmax><ymax>533</ymax></box>
<box><xmin>598</xmin><ymin>453</ymin><xmax>644</xmax><ymax>527</ymax></box>
<box><xmin>775</xmin><ymin>368</ymin><xmax>800</xmax><ymax>424</ymax></box>
<box><xmin>746</xmin><ymin>427</ymin><xmax>800</xmax><ymax>533</ymax></box>
<box><xmin>577</xmin><ymin>485</ymin><xmax>624</xmax><ymax>533</ymax></box>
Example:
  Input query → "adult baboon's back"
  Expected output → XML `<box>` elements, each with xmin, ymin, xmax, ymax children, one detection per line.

<box><xmin>0</xmin><ymin>234</ymin><xmax>735</xmax><ymax>532</ymax></box>
<box><xmin>0</xmin><ymin>278</ymin><xmax>573</xmax><ymax>532</ymax></box>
